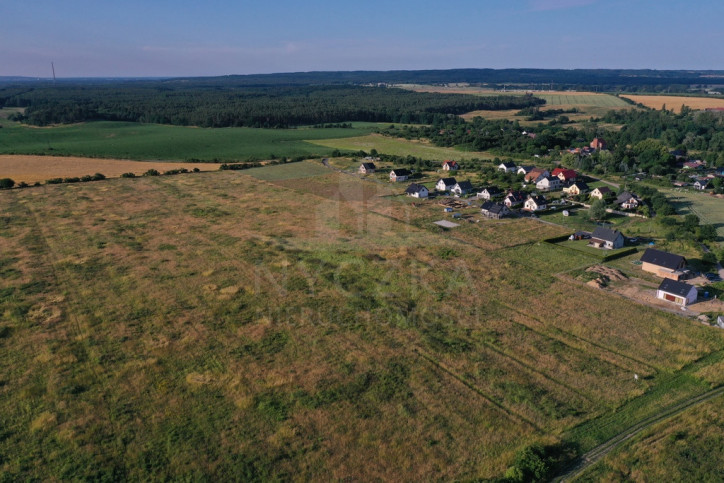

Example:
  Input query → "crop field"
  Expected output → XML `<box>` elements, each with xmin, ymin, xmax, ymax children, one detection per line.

<box><xmin>308</xmin><ymin>133</ymin><xmax>494</xmax><ymax>161</ymax></box>
<box><xmin>0</xmin><ymin>155</ymin><xmax>222</xmax><ymax>184</ymax></box>
<box><xmin>0</xmin><ymin>121</ymin><xmax>381</xmax><ymax>162</ymax></box>
<box><xmin>535</xmin><ymin>92</ymin><xmax>631</xmax><ymax>108</ymax></box>
<box><xmin>621</xmin><ymin>94</ymin><xmax>724</xmax><ymax>112</ymax></box>
<box><xmin>1</xmin><ymin>168</ymin><xmax>723</xmax><ymax>480</ymax></box>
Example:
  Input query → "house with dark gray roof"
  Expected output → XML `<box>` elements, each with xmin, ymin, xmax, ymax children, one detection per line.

<box><xmin>498</xmin><ymin>161</ymin><xmax>517</xmax><ymax>173</ymax></box>
<box><xmin>481</xmin><ymin>201</ymin><xmax>511</xmax><ymax>219</ymax></box>
<box><xmin>640</xmin><ymin>248</ymin><xmax>687</xmax><ymax>280</ymax></box>
<box><xmin>390</xmin><ymin>169</ymin><xmax>412</xmax><ymax>182</ymax></box>
<box><xmin>452</xmin><ymin>181</ymin><xmax>474</xmax><ymax>196</ymax></box>
<box><xmin>405</xmin><ymin>183</ymin><xmax>429</xmax><ymax>198</ymax></box>
<box><xmin>616</xmin><ymin>191</ymin><xmax>641</xmax><ymax>210</ymax></box>
<box><xmin>477</xmin><ymin>186</ymin><xmax>502</xmax><ymax>200</ymax></box>
<box><xmin>359</xmin><ymin>162</ymin><xmax>376</xmax><ymax>174</ymax></box>
<box><xmin>589</xmin><ymin>227</ymin><xmax>624</xmax><ymax>249</ymax></box>
<box><xmin>657</xmin><ymin>279</ymin><xmax>698</xmax><ymax>306</ymax></box>
<box><xmin>436</xmin><ymin>177</ymin><xmax>457</xmax><ymax>191</ymax></box>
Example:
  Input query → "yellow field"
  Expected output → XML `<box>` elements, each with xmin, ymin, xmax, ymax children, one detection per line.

<box><xmin>0</xmin><ymin>155</ymin><xmax>221</xmax><ymax>183</ymax></box>
<box><xmin>621</xmin><ymin>95</ymin><xmax>724</xmax><ymax>112</ymax></box>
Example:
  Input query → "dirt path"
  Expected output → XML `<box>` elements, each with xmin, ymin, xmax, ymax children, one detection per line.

<box><xmin>555</xmin><ymin>386</ymin><xmax>724</xmax><ymax>481</ymax></box>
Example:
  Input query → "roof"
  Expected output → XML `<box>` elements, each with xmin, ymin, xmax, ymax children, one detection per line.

<box><xmin>594</xmin><ymin>186</ymin><xmax>612</xmax><ymax>194</ymax></box>
<box><xmin>616</xmin><ymin>191</ymin><xmax>638</xmax><ymax>203</ymax></box>
<box><xmin>500</xmin><ymin>162</ymin><xmax>516</xmax><ymax>168</ymax></box>
<box><xmin>438</xmin><ymin>177</ymin><xmax>457</xmax><ymax>186</ymax></box>
<box><xmin>517</xmin><ymin>165</ymin><xmax>535</xmax><ymax>173</ymax></box>
<box><xmin>481</xmin><ymin>186</ymin><xmax>502</xmax><ymax>194</ymax></box>
<box><xmin>391</xmin><ymin>168</ymin><xmax>412</xmax><ymax>176</ymax></box>
<box><xmin>488</xmin><ymin>203</ymin><xmax>509</xmax><ymax>215</ymax></box>
<box><xmin>658</xmin><ymin>278</ymin><xmax>696</xmax><ymax>297</ymax></box>
<box><xmin>405</xmin><ymin>183</ymin><xmax>427</xmax><ymax>194</ymax></box>
<box><xmin>695</xmin><ymin>178</ymin><xmax>710</xmax><ymax>186</ymax></box>
<box><xmin>442</xmin><ymin>160</ymin><xmax>458</xmax><ymax>167</ymax></box>
<box><xmin>528</xmin><ymin>195</ymin><xmax>547</xmax><ymax>205</ymax></box>
<box><xmin>591</xmin><ymin>226</ymin><xmax>622</xmax><ymax>242</ymax></box>
<box><xmin>538</xmin><ymin>176</ymin><xmax>558</xmax><ymax>184</ymax></box>
<box><xmin>360</xmin><ymin>162</ymin><xmax>376</xmax><ymax>169</ymax></box>
<box><xmin>552</xmin><ymin>168</ymin><xmax>576</xmax><ymax>178</ymax></box>
<box><xmin>640</xmin><ymin>248</ymin><xmax>686</xmax><ymax>270</ymax></box>
<box><xmin>480</xmin><ymin>201</ymin><xmax>495</xmax><ymax>211</ymax></box>
<box><xmin>506</xmin><ymin>190</ymin><xmax>526</xmax><ymax>201</ymax></box>
<box><xmin>455</xmin><ymin>181</ymin><xmax>473</xmax><ymax>190</ymax></box>
<box><xmin>571</xmin><ymin>181</ymin><xmax>589</xmax><ymax>190</ymax></box>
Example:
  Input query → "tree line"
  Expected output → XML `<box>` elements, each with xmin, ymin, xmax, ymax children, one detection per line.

<box><xmin>1</xmin><ymin>84</ymin><xmax>543</xmax><ymax>128</ymax></box>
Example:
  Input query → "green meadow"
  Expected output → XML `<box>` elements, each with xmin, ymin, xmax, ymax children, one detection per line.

<box><xmin>0</xmin><ymin>120</ymin><xmax>382</xmax><ymax>162</ymax></box>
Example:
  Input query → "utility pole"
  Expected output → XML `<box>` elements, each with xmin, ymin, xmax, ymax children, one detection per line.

<box><xmin>51</xmin><ymin>62</ymin><xmax>56</xmax><ymax>83</ymax></box>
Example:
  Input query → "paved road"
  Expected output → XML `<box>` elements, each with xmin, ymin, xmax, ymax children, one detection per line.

<box><xmin>554</xmin><ymin>386</ymin><xmax>724</xmax><ymax>481</ymax></box>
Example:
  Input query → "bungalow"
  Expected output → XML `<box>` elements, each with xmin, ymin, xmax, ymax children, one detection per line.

<box><xmin>498</xmin><ymin>162</ymin><xmax>517</xmax><ymax>173</ymax></box>
<box><xmin>552</xmin><ymin>168</ymin><xmax>577</xmax><ymax>182</ymax></box>
<box><xmin>480</xmin><ymin>201</ymin><xmax>512</xmax><ymax>219</ymax></box>
<box><xmin>590</xmin><ymin>186</ymin><xmax>612</xmax><ymax>200</ymax></box>
<box><xmin>589</xmin><ymin>227</ymin><xmax>624</xmax><ymax>249</ymax></box>
<box><xmin>504</xmin><ymin>190</ymin><xmax>527</xmax><ymax>207</ymax></box>
<box><xmin>524</xmin><ymin>168</ymin><xmax>549</xmax><ymax>183</ymax></box>
<box><xmin>390</xmin><ymin>168</ymin><xmax>412</xmax><ymax>182</ymax></box>
<box><xmin>517</xmin><ymin>165</ymin><xmax>535</xmax><ymax>176</ymax></box>
<box><xmin>563</xmin><ymin>181</ymin><xmax>589</xmax><ymax>196</ymax></box>
<box><xmin>477</xmin><ymin>186</ymin><xmax>502</xmax><ymax>200</ymax></box>
<box><xmin>524</xmin><ymin>195</ymin><xmax>547</xmax><ymax>212</ymax></box>
<box><xmin>657</xmin><ymin>279</ymin><xmax>698</xmax><ymax>306</ymax></box>
<box><xmin>536</xmin><ymin>176</ymin><xmax>562</xmax><ymax>191</ymax></box>
<box><xmin>694</xmin><ymin>178</ymin><xmax>710</xmax><ymax>190</ymax></box>
<box><xmin>436</xmin><ymin>177</ymin><xmax>457</xmax><ymax>191</ymax></box>
<box><xmin>359</xmin><ymin>162</ymin><xmax>376</xmax><ymax>174</ymax></box>
<box><xmin>405</xmin><ymin>183</ymin><xmax>429</xmax><ymax>198</ymax></box>
<box><xmin>640</xmin><ymin>248</ymin><xmax>687</xmax><ymax>280</ymax></box>
<box><xmin>442</xmin><ymin>160</ymin><xmax>459</xmax><ymax>171</ymax></box>
<box><xmin>616</xmin><ymin>191</ymin><xmax>641</xmax><ymax>210</ymax></box>
<box><xmin>590</xmin><ymin>137</ymin><xmax>607</xmax><ymax>151</ymax></box>
<box><xmin>452</xmin><ymin>181</ymin><xmax>474</xmax><ymax>196</ymax></box>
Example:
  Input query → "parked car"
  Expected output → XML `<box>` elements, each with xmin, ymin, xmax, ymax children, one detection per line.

<box><xmin>704</xmin><ymin>273</ymin><xmax>722</xmax><ymax>282</ymax></box>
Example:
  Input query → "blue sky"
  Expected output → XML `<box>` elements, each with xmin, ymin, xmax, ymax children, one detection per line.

<box><xmin>1</xmin><ymin>0</ymin><xmax>722</xmax><ymax>77</ymax></box>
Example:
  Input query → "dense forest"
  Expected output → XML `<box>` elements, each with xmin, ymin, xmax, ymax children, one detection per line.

<box><xmin>0</xmin><ymin>84</ymin><xmax>542</xmax><ymax>128</ymax></box>
<box><xmin>2</xmin><ymin>68</ymin><xmax>723</xmax><ymax>91</ymax></box>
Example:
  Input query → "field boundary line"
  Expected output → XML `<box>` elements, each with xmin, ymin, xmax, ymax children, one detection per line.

<box><xmin>413</xmin><ymin>348</ymin><xmax>541</xmax><ymax>431</ymax></box>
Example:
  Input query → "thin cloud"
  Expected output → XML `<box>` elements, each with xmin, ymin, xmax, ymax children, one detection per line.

<box><xmin>529</xmin><ymin>0</ymin><xmax>597</xmax><ymax>11</ymax></box>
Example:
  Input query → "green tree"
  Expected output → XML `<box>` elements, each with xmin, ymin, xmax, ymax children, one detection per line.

<box><xmin>589</xmin><ymin>199</ymin><xmax>607</xmax><ymax>220</ymax></box>
<box><xmin>0</xmin><ymin>178</ymin><xmax>15</xmax><ymax>189</ymax></box>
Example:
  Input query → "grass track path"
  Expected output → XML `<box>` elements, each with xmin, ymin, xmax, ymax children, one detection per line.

<box><xmin>555</xmin><ymin>385</ymin><xmax>724</xmax><ymax>481</ymax></box>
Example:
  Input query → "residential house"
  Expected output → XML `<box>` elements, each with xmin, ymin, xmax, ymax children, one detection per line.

<box><xmin>683</xmin><ymin>160</ymin><xmax>705</xmax><ymax>170</ymax></box>
<box><xmin>442</xmin><ymin>160</ymin><xmax>459</xmax><ymax>171</ymax></box>
<box><xmin>504</xmin><ymin>190</ymin><xmax>527</xmax><ymax>207</ymax></box>
<box><xmin>590</xmin><ymin>137</ymin><xmax>607</xmax><ymax>151</ymax></box>
<box><xmin>563</xmin><ymin>181</ymin><xmax>590</xmax><ymax>196</ymax></box>
<box><xmin>390</xmin><ymin>169</ymin><xmax>412</xmax><ymax>182</ymax></box>
<box><xmin>498</xmin><ymin>162</ymin><xmax>517</xmax><ymax>173</ymax></box>
<box><xmin>452</xmin><ymin>181</ymin><xmax>474</xmax><ymax>196</ymax></box>
<box><xmin>480</xmin><ymin>201</ymin><xmax>511</xmax><ymax>219</ymax></box>
<box><xmin>640</xmin><ymin>248</ymin><xmax>687</xmax><ymax>280</ymax></box>
<box><xmin>552</xmin><ymin>168</ymin><xmax>577</xmax><ymax>182</ymax></box>
<box><xmin>524</xmin><ymin>168</ymin><xmax>549</xmax><ymax>183</ymax></box>
<box><xmin>590</xmin><ymin>186</ymin><xmax>612</xmax><ymax>200</ymax></box>
<box><xmin>536</xmin><ymin>176</ymin><xmax>562</xmax><ymax>191</ymax></box>
<box><xmin>405</xmin><ymin>183</ymin><xmax>429</xmax><ymax>198</ymax></box>
<box><xmin>517</xmin><ymin>165</ymin><xmax>535</xmax><ymax>176</ymax></box>
<box><xmin>589</xmin><ymin>227</ymin><xmax>624</xmax><ymax>249</ymax></box>
<box><xmin>616</xmin><ymin>191</ymin><xmax>641</xmax><ymax>210</ymax></box>
<box><xmin>657</xmin><ymin>279</ymin><xmax>698</xmax><ymax>306</ymax></box>
<box><xmin>436</xmin><ymin>177</ymin><xmax>457</xmax><ymax>192</ymax></box>
<box><xmin>694</xmin><ymin>178</ymin><xmax>710</xmax><ymax>190</ymax></box>
<box><xmin>524</xmin><ymin>195</ymin><xmax>547</xmax><ymax>212</ymax></box>
<box><xmin>359</xmin><ymin>162</ymin><xmax>376</xmax><ymax>174</ymax></box>
<box><xmin>477</xmin><ymin>186</ymin><xmax>502</xmax><ymax>200</ymax></box>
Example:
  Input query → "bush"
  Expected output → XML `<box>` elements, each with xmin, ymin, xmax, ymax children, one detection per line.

<box><xmin>0</xmin><ymin>178</ymin><xmax>15</xmax><ymax>189</ymax></box>
<box><xmin>46</xmin><ymin>178</ymin><xmax>63</xmax><ymax>184</ymax></box>
<box><xmin>142</xmin><ymin>169</ymin><xmax>160</xmax><ymax>177</ymax></box>
<box><xmin>120</xmin><ymin>172</ymin><xmax>136</xmax><ymax>178</ymax></box>
<box><xmin>92</xmin><ymin>173</ymin><xmax>106</xmax><ymax>180</ymax></box>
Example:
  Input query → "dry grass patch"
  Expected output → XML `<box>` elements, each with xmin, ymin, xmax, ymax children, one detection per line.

<box><xmin>0</xmin><ymin>154</ymin><xmax>221</xmax><ymax>184</ymax></box>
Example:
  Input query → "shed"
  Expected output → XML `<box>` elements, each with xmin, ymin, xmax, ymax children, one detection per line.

<box><xmin>657</xmin><ymin>279</ymin><xmax>698</xmax><ymax>306</ymax></box>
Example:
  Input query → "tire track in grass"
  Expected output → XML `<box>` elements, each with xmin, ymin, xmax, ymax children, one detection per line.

<box><xmin>555</xmin><ymin>385</ymin><xmax>724</xmax><ymax>481</ymax></box>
